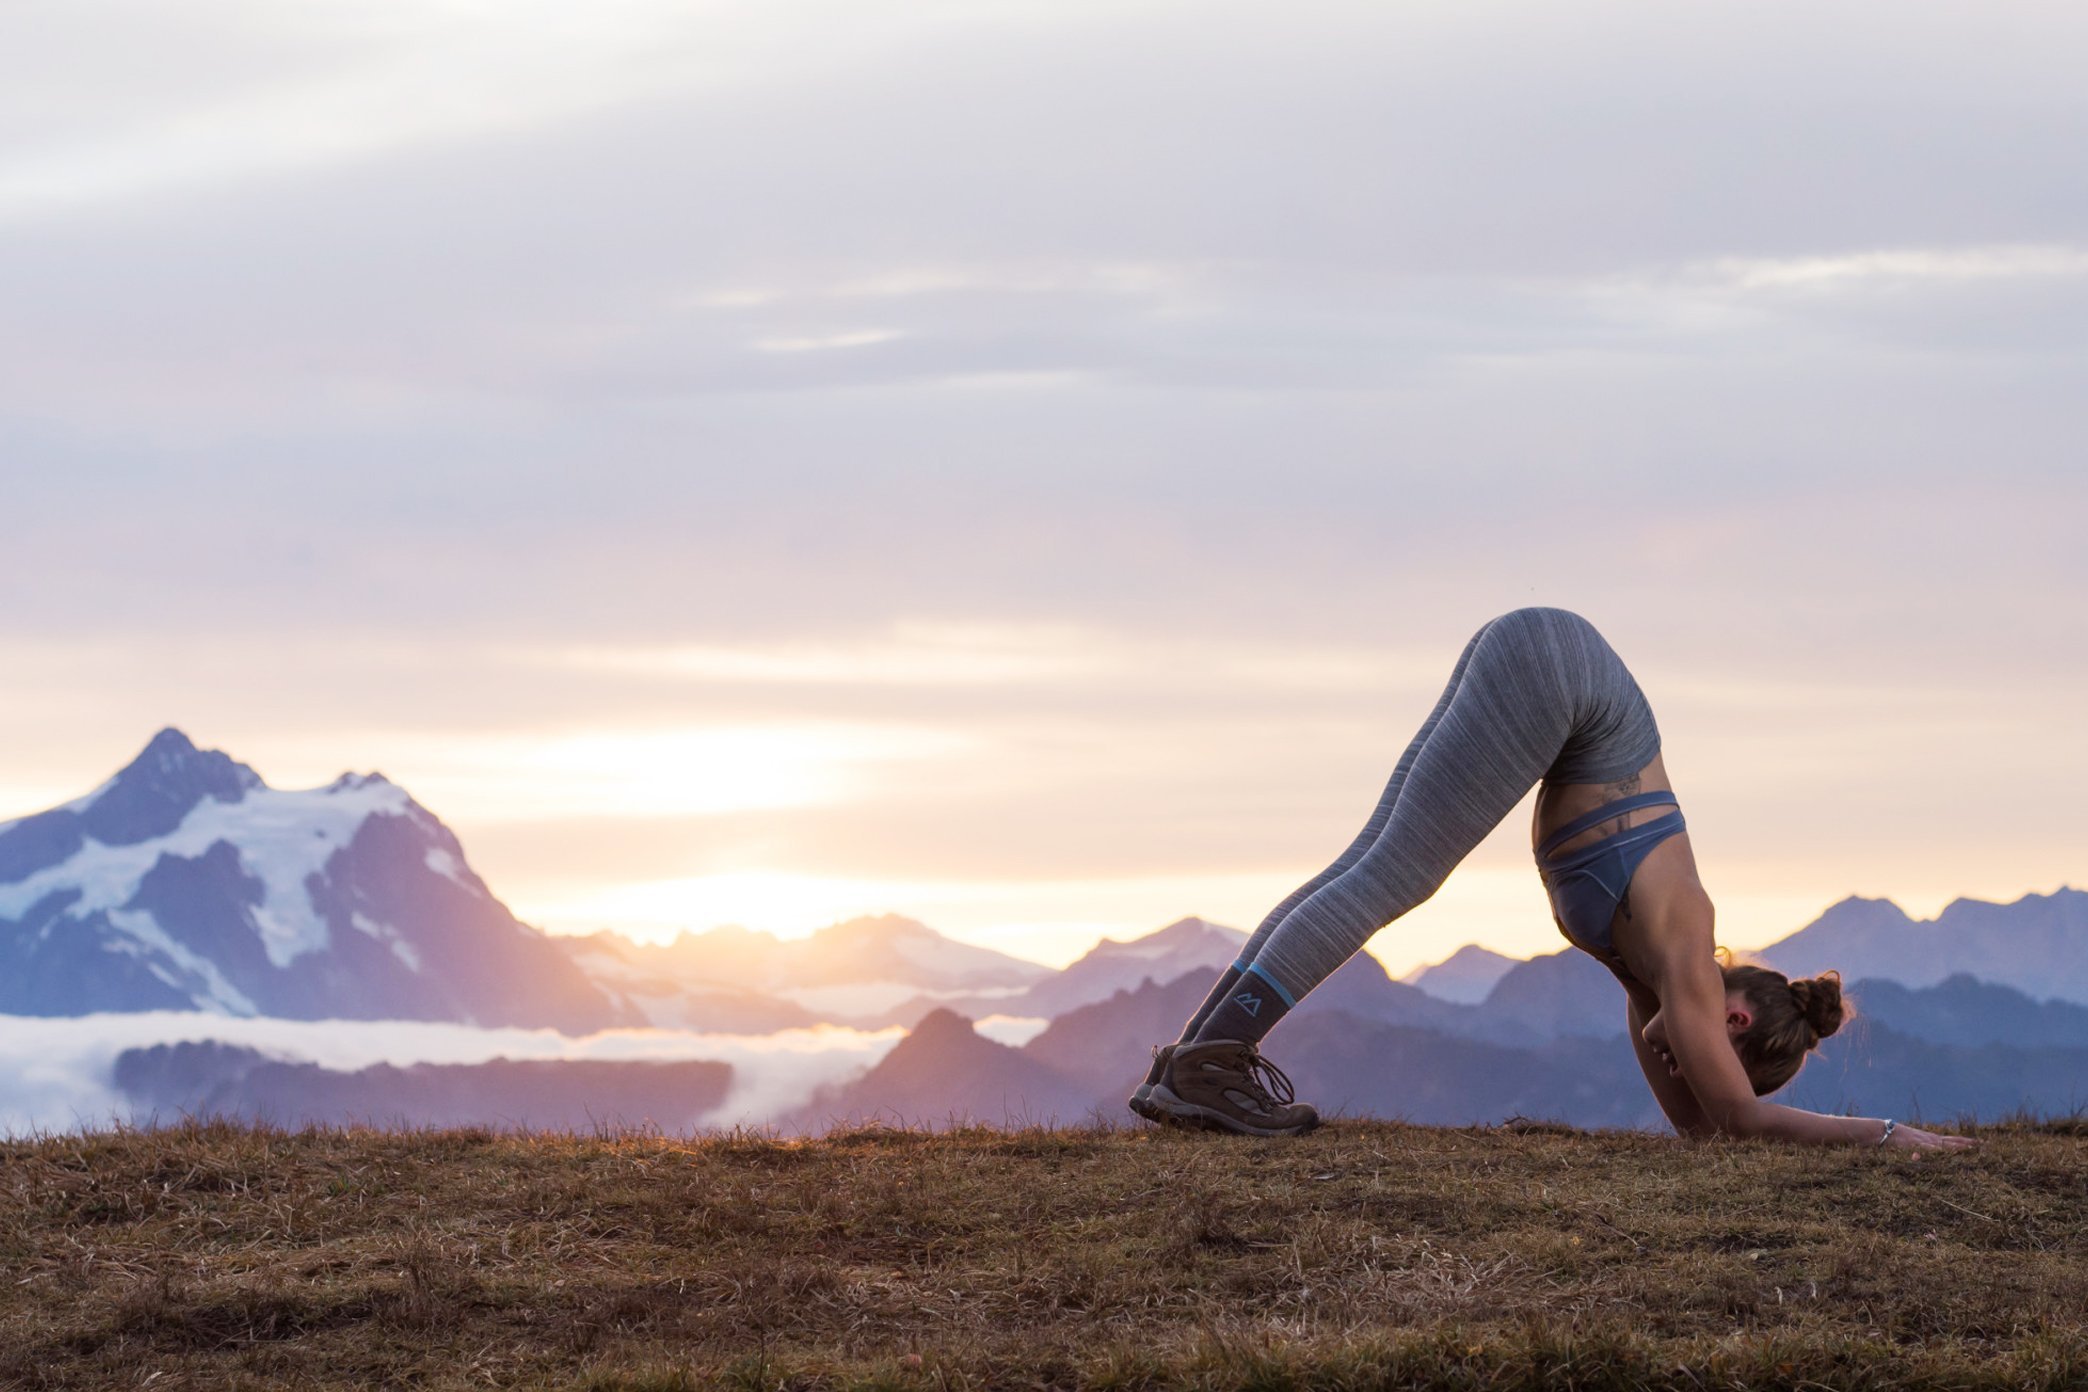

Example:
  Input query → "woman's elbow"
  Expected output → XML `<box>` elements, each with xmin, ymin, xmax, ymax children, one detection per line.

<box><xmin>1703</xmin><ymin>1101</ymin><xmax>1771</xmax><ymax>1141</ymax></box>
<box><xmin>1678</xmin><ymin>1101</ymin><xmax>1762</xmax><ymax>1143</ymax></box>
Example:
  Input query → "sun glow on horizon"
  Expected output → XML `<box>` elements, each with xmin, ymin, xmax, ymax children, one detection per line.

<box><xmin>375</xmin><ymin>722</ymin><xmax>976</xmax><ymax>823</ymax></box>
<box><xmin>507</xmin><ymin>853</ymin><xmax>1958</xmax><ymax>980</ymax></box>
<box><xmin>515</xmin><ymin>868</ymin><xmax>1310</xmax><ymax>968</ymax></box>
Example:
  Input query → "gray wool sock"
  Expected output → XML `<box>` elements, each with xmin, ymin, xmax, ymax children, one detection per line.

<box><xmin>1175</xmin><ymin>961</ymin><xmax>1245</xmax><ymax>1045</ymax></box>
<box><xmin>1188</xmin><ymin>961</ymin><xmax>1295</xmax><ymax>1047</ymax></box>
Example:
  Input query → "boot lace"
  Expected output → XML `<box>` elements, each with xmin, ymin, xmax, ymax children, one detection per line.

<box><xmin>1238</xmin><ymin>1047</ymin><xmax>1297</xmax><ymax>1108</ymax></box>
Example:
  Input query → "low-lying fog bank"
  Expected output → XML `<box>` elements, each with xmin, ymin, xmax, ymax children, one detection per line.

<box><xmin>0</xmin><ymin>1011</ymin><xmax>1051</xmax><ymax>1135</ymax></box>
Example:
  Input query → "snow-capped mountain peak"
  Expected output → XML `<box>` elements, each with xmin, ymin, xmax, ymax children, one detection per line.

<box><xmin>1</xmin><ymin>735</ymin><xmax>419</xmax><ymax>972</ymax></box>
<box><xmin>0</xmin><ymin>731</ymin><xmax>619</xmax><ymax>1030</ymax></box>
<box><xmin>74</xmin><ymin>726</ymin><xmax>263</xmax><ymax>839</ymax></box>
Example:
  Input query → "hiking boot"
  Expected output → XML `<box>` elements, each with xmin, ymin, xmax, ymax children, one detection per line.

<box><xmin>1126</xmin><ymin>1042</ymin><xmax>1179</xmax><ymax>1121</ymax></box>
<box><xmin>1146</xmin><ymin>1039</ymin><xmax>1320</xmax><ymax>1136</ymax></box>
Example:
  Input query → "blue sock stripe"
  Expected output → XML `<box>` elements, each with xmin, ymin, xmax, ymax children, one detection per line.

<box><xmin>1243</xmin><ymin>960</ymin><xmax>1296</xmax><ymax>1010</ymax></box>
<box><xmin>1230</xmin><ymin>957</ymin><xmax>1251</xmax><ymax>974</ymax></box>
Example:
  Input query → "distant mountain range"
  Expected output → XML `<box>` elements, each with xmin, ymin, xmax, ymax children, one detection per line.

<box><xmin>1402</xmin><ymin>944</ymin><xmax>1519</xmax><ymax>1004</ymax></box>
<box><xmin>1759</xmin><ymin>890</ymin><xmax>2088</xmax><ymax>1003</ymax></box>
<box><xmin>13</xmin><ymin>730</ymin><xmax>2087</xmax><ymax>1034</ymax></box>
<box><xmin>872</xmin><ymin>915</ymin><xmax>1248</xmax><ymax>1027</ymax></box>
<box><xmin>110</xmin><ymin>959</ymin><xmax>2088</xmax><ymax>1132</ymax></box>
<box><xmin>565</xmin><ymin>914</ymin><xmax>1051</xmax><ymax>1029</ymax></box>
<box><xmin>11</xmin><ymin>729</ymin><xmax>2088</xmax><ymax>1132</ymax></box>
<box><xmin>776</xmin><ymin>956</ymin><xmax>2088</xmax><ymax>1133</ymax></box>
<box><xmin>0</xmin><ymin>731</ymin><xmax>1056</xmax><ymax>1035</ymax></box>
<box><xmin>1006</xmin><ymin>965</ymin><xmax>1648</xmax><ymax>1126</ymax></box>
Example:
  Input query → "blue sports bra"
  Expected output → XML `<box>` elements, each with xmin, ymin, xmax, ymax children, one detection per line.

<box><xmin>1535</xmin><ymin>791</ymin><xmax>1687</xmax><ymax>960</ymax></box>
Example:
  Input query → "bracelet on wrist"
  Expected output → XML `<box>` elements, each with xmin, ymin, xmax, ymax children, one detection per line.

<box><xmin>1877</xmin><ymin>1118</ymin><xmax>1897</xmax><ymax>1146</ymax></box>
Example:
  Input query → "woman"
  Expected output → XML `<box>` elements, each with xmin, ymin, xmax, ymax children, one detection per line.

<box><xmin>1133</xmin><ymin>607</ymin><xmax>1974</xmax><ymax>1151</ymax></box>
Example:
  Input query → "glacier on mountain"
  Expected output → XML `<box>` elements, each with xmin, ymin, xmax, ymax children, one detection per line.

<box><xmin>0</xmin><ymin>776</ymin><xmax>413</xmax><ymax>970</ymax></box>
<box><xmin>0</xmin><ymin>729</ymin><xmax>620</xmax><ymax>1030</ymax></box>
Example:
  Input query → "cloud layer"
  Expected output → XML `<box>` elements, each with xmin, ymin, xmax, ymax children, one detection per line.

<box><xmin>0</xmin><ymin>1011</ymin><xmax>918</xmax><ymax>1137</ymax></box>
<box><xmin>3</xmin><ymin>1</ymin><xmax>2083</xmax><ymax>966</ymax></box>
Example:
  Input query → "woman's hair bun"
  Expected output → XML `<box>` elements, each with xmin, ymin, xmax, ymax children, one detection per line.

<box><xmin>1788</xmin><ymin>972</ymin><xmax>1845</xmax><ymax>1042</ymax></box>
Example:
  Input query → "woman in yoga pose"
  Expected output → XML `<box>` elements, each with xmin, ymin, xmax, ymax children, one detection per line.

<box><xmin>1132</xmin><ymin>607</ymin><xmax>1974</xmax><ymax>1150</ymax></box>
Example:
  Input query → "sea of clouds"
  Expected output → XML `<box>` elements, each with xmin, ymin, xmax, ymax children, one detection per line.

<box><xmin>0</xmin><ymin>1011</ymin><xmax>1050</xmax><ymax>1137</ymax></box>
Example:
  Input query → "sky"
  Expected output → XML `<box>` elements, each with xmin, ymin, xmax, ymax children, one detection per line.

<box><xmin>3</xmin><ymin>0</ymin><xmax>2085</xmax><ymax>976</ymax></box>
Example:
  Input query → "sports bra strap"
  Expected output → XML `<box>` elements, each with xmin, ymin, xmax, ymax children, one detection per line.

<box><xmin>1538</xmin><ymin>791</ymin><xmax>1681</xmax><ymax>857</ymax></box>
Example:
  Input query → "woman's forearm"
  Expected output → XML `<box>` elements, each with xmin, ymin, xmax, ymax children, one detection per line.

<box><xmin>1732</xmin><ymin>1102</ymin><xmax>1889</xmax><ymax>1146</ymax></box>
<box><xmin>1625</xmin><ymin>994</ymin><xmax>1710</xmax><ymax>1134</ymax></box>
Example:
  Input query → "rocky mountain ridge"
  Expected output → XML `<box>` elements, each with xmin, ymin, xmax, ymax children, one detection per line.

<box><xmin>0</xmin><ymin>730</ymin><xmax>619</xmax><ymax>1030</ymax></box>
<box><xmin>1759</xmin><ymin>888</ymin><xmax>2088</xmax><ymax>1002</ymax></box>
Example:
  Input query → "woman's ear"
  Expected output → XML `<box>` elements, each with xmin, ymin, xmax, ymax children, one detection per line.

<box><xmin>1724</xmin><ymin>993</ymin><xmax>1754</xmax><ymax>1035</ymax></box>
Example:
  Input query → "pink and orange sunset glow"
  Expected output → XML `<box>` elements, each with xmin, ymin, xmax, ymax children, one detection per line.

<box><xmin>4</xmin><ymin>1</ymin><xmax>2084</xmax><ymax>985</ymax></box>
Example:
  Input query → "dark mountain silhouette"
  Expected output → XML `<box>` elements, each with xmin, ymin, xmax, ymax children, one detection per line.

<box><xmin>842</xmin><ymin>964</ymin><xmax>2088</xmax><ymax>1133</ymax></box>
<box><xmin>881</xmin><ymin>919</ymin><xmax>1542</xmax><ymax>1043</ymax></box>
<box><xmin>1779</xmin><ymin>1020</ymin><xmax>2088</xmax><ymax>1122</ymax></box>
<box><xmin>789</xmin><ymin>1008</ymin><xmax>1097</xmax><ymax>1131</ymax></box>
<box><xmin>1760</xmin><ymin>888</ymin><xmax>2088</xmax><ymax>1004</ymax></box>
<box><xmin>1468</xmin><ymin>946</ymin><xmax>2088</xmax><ymax>1055</ymax></box>
<box><xmin>1022</xmin><ymin>972</ymin><xmax>1215</xmax><ymax>1098</ymax></box>
<box><xmin>93</xmin><ymin>964</ymin><xmax>2088</xmax><ymax>1133</ymax></box>
<box><xmin>1402</xmin><ymin>943</ymin><xmax>1520</xmax><ymax>1003</ymax></box>
<box><xmin>1273</xmin><ymin>1012</ymin><xmax>1660</xmax><ymax>1128</ymax></box>
<box><xmin>1476</xmin><ymin>946</ymin><xmax>1626</xmax><ymax>1038</ymax></box>
<box><xmin>787</xmin><ymin>959</ymin><xmax>2088</xmax><ymax>1135</ymax></box>
<box><xmin>0</xmin><ymin>729</ymin><xmax>623</xmax><ymax>1030</ymax></box>
<box><xmin>975</xmin><ymin>968</ymin><xmax>1651</xmax><ymax>1130</ymax></box>
<box><xmin>114</xmin><ymin>1040</ymin><xmax>731</xmax><ymax>1130</ymax></box>
<box><xmin>1307</xmin><ymin>953</ymin><xmax>1544</xmax><ymax>1044</ymax></box>
<box><xmin>930</xmin><ymin>972</ymin><xmax>1652</xmax><ymax>1130</ymax></box>
<box><xmin>1848</xmin><ymin>974</ymin><xmax>2088</xmax><ymax>1050</ymax></box>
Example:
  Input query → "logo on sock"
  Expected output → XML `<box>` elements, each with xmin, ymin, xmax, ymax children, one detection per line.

<box><xmin>1233</xmin><ymin>991</ymin><xmax>1262</xmax><ymax>1017</ymax></box>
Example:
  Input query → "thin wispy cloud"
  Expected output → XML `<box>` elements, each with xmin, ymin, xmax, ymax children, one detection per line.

<box><xmin>1707</xmin><ymin>244</ymin><xmax>2088</xmax><ymax>291</ymax></box>
<box><xmin>754</xmin><ymin>330</ymin><xmax>906</xmax><ymax>354</ymax></box>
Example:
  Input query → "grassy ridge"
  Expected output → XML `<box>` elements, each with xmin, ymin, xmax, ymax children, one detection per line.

<box><xmin>2</xmin><ymin>1118</ymin><xmax>2083</xmax><ymax>1390</ymax></box>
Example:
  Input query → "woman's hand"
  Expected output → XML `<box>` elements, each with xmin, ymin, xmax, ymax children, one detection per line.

<box><xmin>1885</xmin><ymin>1122</ymin><xmax>1980</xmax><ymax>1152</ymax></box>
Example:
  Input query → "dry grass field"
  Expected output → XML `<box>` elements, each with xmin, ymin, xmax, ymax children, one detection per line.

<box><xmin>2</xmin><ymin>1116</ymin><xmax>2083</xmax><ymax>1390</ymax></box>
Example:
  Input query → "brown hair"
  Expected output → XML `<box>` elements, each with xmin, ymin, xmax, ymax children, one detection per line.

<box><xmin>1721</xmin><ymin>963</ymin><xmax>1847</xmax><ymax>1095</ymax></box>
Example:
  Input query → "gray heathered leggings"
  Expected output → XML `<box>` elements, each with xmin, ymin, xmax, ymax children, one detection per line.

<box><xmin>1215</xmin><ymin>607</ymin><xmax>1661</xmax><ymax>1028</ymax></box>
